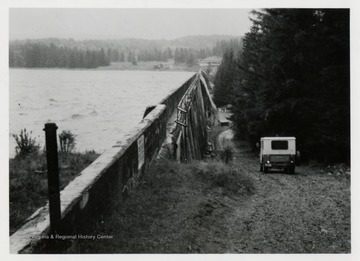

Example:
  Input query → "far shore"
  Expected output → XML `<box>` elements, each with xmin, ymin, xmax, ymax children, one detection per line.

<box><xmin>9</xmin><ymin>61</ymin><xmax>201</xmax><ymax>72</ymax></box>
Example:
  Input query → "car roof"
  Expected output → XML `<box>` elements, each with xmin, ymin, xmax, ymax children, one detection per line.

<box><xmin>261</xmin><ymin>137</ymin><xmax>296</xmax><ymax>140</ymax></box>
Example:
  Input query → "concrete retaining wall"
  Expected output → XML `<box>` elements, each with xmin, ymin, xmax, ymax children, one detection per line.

<box><xmin>10</xmin><ymin>73</ymin><xmax>197</xmax><ymax>254</ymax></box>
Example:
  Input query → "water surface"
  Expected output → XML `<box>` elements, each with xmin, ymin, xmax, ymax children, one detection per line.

<box><xmin>9</xmin><ymin>69</ymin><xmax>194</xmax><ymax>158</ymax></box>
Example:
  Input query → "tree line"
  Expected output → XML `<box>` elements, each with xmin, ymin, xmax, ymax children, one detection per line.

<box><xmin>9</xmin><ymin>43</ymin><xmax>111</xmax><ymax>68</ymax></box>
<box><xmin>213</xmin><ymin>9</ymin><xmax>350</xmax><ymax>163</ymax></box>
<box><xmin>9</xmin><ymin>37</ymin><xmax>243</xmax><ymax>69</ymax></box>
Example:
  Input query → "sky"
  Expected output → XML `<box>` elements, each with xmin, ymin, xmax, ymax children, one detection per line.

<box><xmin>9</xmin><ymin>8</ymin><xmax>253</xmax><ymax>40</ymax></box>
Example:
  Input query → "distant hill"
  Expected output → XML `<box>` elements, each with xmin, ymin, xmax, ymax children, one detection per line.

<box><xmin>10</xmin><ymin>35</ymin><xmax>241</xmax><ymax>52</ymax></box>
<box><xmin>9</xmin><ymin>35</ymin><xmax>243</xmax><ymax>69</ymax></box>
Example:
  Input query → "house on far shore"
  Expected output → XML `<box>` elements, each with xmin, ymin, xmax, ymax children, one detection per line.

<box><xmin>199</xmin><ymin>56</ymin><xmax>222</xmax><ymax>75</ymax></box>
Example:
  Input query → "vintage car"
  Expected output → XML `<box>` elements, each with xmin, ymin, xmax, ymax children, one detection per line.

<box><xmin>260</xmin><ymin>137</ymin><xmax>296</xmax><ymax>174</ymax></box>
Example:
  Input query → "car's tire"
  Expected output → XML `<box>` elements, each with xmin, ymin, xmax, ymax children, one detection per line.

<box><xmin>264</xmin><ymin>166</ymin><xmax>269</xmax><ymax>173</ymax></box>
<box><xmin>260</xmin><ymin>164</ymin><xmax>263</xmax><ymax>172</ymax></box>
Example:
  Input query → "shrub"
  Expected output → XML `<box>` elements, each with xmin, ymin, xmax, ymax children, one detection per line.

<box><xmin>13</xmin><ymin>128</ymin><xmax>40</xmax><ymax>158</ymax></box>
<box><xmin>59</xmin><ymin>130</ymin><xmax>76</xmax><ymax>154</ymax></box>
<box><xmin>9</xmin><ymin>150</ymin><xmax>100</xmax><ymax>234</ymax></box>
<box><xmin>220</xmin><ymin>146</ymin><xmax>233</xmax><ymax>164</ymax></box>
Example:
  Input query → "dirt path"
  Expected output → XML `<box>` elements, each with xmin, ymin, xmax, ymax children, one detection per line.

<box><xmin>215</xmin><ymin>130</ymin><xmax>351</xmax><ymax>253</ymax></box>
<box><xmin>217</xmin><ymin>129</ymin><xmax>235</xmax><ymax>149</ymax></box>
<box><xmin>79</xmin><ymin>129</ymin><xmax>350</xmax><ymax>253</ymax></box>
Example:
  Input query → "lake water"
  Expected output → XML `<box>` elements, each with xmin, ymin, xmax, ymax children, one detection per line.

<box><xmin>9</xmin><ymin>69</ymin><xmax>194</xmax><ymax>158</ymax></box>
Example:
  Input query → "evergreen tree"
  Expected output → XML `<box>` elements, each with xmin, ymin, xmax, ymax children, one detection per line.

<box><xmin>185</xmin><ymin>51</ymin><xmax>197</xmax><ymax>67</ymax></box>
<box><xmin>119</xmin><ymin>52</ymin><xmax>125</xmax><ymax>62</ymax></box>
<box><xmin>231</xmin><ymin>9</ymin><xmax>350</xmax><ymax>163</ymax></box>
<box><xmin>213</xmin><ymin>49</ymin><xmax>237</xmax><ymax>107</ymax></box>
<box><xmin>9</xmin><ymin>42</ymin><xmax>110</xmax><ymax>69</ymax></box>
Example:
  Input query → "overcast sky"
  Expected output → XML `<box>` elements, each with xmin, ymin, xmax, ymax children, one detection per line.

<box><xmin>9</xmin><ymin>8</ymin><xmax>253</xmax><ymax>40</ymax></box>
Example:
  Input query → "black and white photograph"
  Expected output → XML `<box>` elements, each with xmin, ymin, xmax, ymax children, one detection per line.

<box><xmin>2</xmin><ymin>0</ymin><xmax>357</xmax><ymax>259</ymax></box>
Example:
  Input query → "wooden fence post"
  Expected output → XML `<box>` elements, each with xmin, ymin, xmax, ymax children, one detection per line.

<box><xmin>43</xmin><ymin>123</ymin><xmax>61</xmax><ymax>233</ymax></box>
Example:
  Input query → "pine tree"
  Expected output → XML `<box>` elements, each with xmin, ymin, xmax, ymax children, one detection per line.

<box><xmin>231</xmin><ymin>9</ymin><xmax>350</xmax><ymax>162</ymax></box>
<box><xmin>213</xmin><ymin>49</ymin><xmax>236</xmax><ymax>107</ymax></box>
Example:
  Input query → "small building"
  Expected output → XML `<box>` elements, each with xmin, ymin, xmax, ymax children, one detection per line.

<box><xmin>199</xmin><ymin>56</ymin><xmax>222</xmax><ymax>76</ymax></box>
<box><xmin>199</xmin><ymin>56</ymin><xmax>222</xmax><ymax>67</ymax></box>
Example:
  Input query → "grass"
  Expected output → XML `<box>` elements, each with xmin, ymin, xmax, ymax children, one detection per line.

<box><xmin>189</xmin><ymin>160</ymin><xmax>255</xmax><ymax>197</ymax></box>
<box><xmin>9</xmin><ymin>151</ymin><xmax>99</xmax><ymax>235</ymax></box>
<box><xmin>77</xmin><ymin>159</ymin><xmax>255</xmax><ymax>253</ymax></box>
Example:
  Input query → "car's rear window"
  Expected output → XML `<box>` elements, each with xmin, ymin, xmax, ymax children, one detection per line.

<box><xmin>271</xmin><ymin>140</ymin><xmax>288</xmax><ymax>150</ymax></box>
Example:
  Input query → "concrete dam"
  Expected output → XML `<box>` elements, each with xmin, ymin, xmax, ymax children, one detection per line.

<box><xmin>10</xmin><ymin>70</ymin><xmax>219</xmax><ymax>253</ymax></box>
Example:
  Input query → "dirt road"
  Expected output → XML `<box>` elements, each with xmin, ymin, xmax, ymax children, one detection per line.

<box><xmin>80</xmin><ymin>129</ymin><xmax>350</xmax><ymax>253</ymax></box>
<box><xmin>217</xmin><ymin>130</ymin><xmax>350</xmax><ymax>253</ymax></box>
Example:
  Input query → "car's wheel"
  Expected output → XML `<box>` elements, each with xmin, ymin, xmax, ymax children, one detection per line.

<box><xmin>260</xmin><ymin>164</ymin><xmax>263</xmax><ymax>172</ymax></box>
<box><xmin>264</xmin><ymin>166</ymin><xmax>269</xmax><ymax>173</ymax></box>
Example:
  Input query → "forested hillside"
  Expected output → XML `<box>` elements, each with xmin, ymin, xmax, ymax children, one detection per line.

<box><xmin>9</xmin><ymin>35</ymin><xmax>242</xmax><ymax>69</ymax></box>
<box><xmin>213</xmin><ymin>9</ymin><xmax>350</xmax><ymax>163</ymax></box>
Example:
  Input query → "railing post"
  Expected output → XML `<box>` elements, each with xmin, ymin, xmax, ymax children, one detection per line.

<box><xmin>43</xmin><ymin>123</ymin><xmax>61</xmax><ymax>233</ymax></box>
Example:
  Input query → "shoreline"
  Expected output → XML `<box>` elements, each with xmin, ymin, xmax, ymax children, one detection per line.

<box><xmin>9</xmin><ymin>61</ymin><xmax>201</xmax><ymax>72</ymax></box>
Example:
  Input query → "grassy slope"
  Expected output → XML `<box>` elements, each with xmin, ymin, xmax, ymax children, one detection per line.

<box><xmin>77</xmin><ymin>137</ymin><xmax>350</xmax><ymax>253</ymax></box>
<box><xmin>79</xmin><ymin>160</ymin><xmax>256</xmax><ymax>253</ymax></box>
